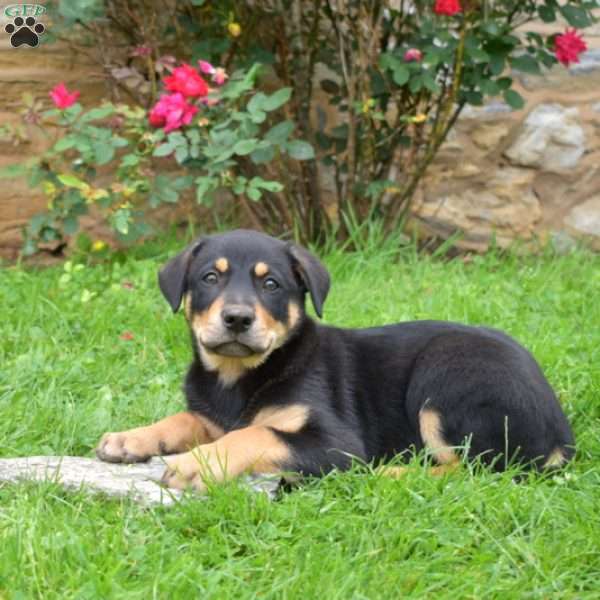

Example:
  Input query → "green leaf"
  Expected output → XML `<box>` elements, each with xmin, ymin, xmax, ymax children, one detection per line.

<box><xmin>265</xmin><ymin>120</ymin><xmax>295</xmax><ymax>144</ymax></box>
<box><xmin>149</xmin><ymin>174</ymin><xmax>187</xmax><ymax>206</ymax></box>
<box><xmin>249</xmin><ymin>110</ymin><xmax>267</xmax><ymax>124</ymax></box>
<box><xmin>63</xmin><ymin>216</ymin><xmax>79</xmax><ymax>235</ymax></box>
<box><xmin>409</xmin><ymin>75</ymin><xmax>423</xmax><ymax>94</ymax></box>
<box><xmin>174</xmin><ymin>176</ymin><xmax>193</xmax><ymax>190</ymax></box>
<box><xmin>479</xmin><ymin>79</ymin><xmax>499</xmax><ymax>96</ymax></box>
<box><xmin>560</xmin><ymin>5</ymin><xmax>592</xmax><ymax>28</ymax></box>
<box><xmin>489</xmin><ymin>54</ymin><xmax>506</xmax><ymax>76</ymax></box>
<box><xmin>496</xmin><ymin>77</ymin><xmax>513</xmax><ymax>91</ymax></box>
<box><xmin>92</xmin><ymin>143</ymin><xmax>115</xmax><ymax>165</ymax></box>
<box><xmin>54</xmin><ymin>137</ymin><xmax>77</xmax><ymax>152</ymax></box>
<box><xmin>175</xmin><ymin>145</ymin><xmax>189</xmax><ymax>164</ymax></box>
<box><xmin>233</xmin><ymin>139</ymin><xmax>259</xmax><ymax>156</ymax></box>
<box><xmin>503</xmin><ymin>89</ymin><xmax>525</xmax><ymax>110</ymax></box>
<box><xmin>195</xmin><ymin>177</ymin><xmax>218</xmax><ymax>205</ymax></box>
<box><xmin>392</xmin><ymin>65</ymin><xmax>410</xmax><ymax>86</ymax></box>
<box><xmin>186</xmin><ymin>129</ymin><xmax>201</xmax><ymax>144</ymax></box>
<box><xmin>250</xmin><ymin>177</ymin><xmax>283</xmax><ymax>192</ymax></box>
<box><xmin>247</xmin><ymin>92</ymin><xmax>267</xmax><ymax>114</ymax></box>
<box><xmin>379</xmin><ymin>53</ymin><xmax>398</xmax><ymax>71</ymax></box>
<box><xmin>467</xmin><ymin>47</ymin><xmax>490</xmax><ymax>63</ymax></box>
<box><xmin>422</xmin><ymin>75</ymin><xmax>440</xmax><ymax>94</ymax></box>
<box><xmin>464</xmin><ymin>91</ymin><xmax>483</xmax><ymax>106</ymax></box>
<box><xmin>247</xmin><ymin>187</ymin><xmax>262</xmax><ymax>201</ymax></box>
<box><xmin>285</xmin><ymin>140</ymin><xmax>315</xmax><ymax>160</ymax></box>
<box><xmin>57</xmin><ymin>174</ymin><xmax>88</xmax><ymax>190</ymax></box>
<box><xmin>510</xmin><ymin>54</ymin><xmax>541</xmax><ymax>75</ymax></box>
<box><xmin>29</xmin><ymin>213</ymin><xmax>49</xmax><ymax>235</ymax></box>
<box><xmin>80</xmin><ymin>106</ymin><xmax>114</xmax><ymax>122</ymax></box>
<box><xmin>250</xmin><ymin>146</ymin><xmax>276</xmax><ymax>164</ymax></box>
<box><xmin>262</xmin><ymin>88</ymin><xmax>292</xmax><ymax>112</ymax></box>
<box><xmin>153</xmin><ymin>143</ymin><xmax>174</xmax><ymax>157</ymax></box>
<box><xmin>221</xmin><ymin>64</ymin><xmax>262</xmax><ymax>100</ymax></box>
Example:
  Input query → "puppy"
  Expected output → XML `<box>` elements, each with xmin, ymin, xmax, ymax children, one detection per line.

<box><xmin>96</xmin><ymin>229</ymin><xmax>574</xmax><ymax>489</ymax></box>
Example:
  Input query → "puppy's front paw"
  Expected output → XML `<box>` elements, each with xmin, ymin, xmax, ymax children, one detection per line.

<box><xmin>96</xmin><ymin>429</ymin><xmax>155</xmax><ymax>463</ymax></box>
<box><xmin>161</xmin><ymin>451</ymin><xmax>207</xmax><ymax>491</ymax></box>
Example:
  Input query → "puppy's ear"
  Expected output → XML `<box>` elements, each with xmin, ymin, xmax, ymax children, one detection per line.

<box><xmin>158</xmin><ymin>239</ymin><xmax>204</xmax><ymax>312</ymax></box>
<box><xmin>288</xmin><ymin>244</ymin><xmax>330</xmax><ymax>318</ymax></box>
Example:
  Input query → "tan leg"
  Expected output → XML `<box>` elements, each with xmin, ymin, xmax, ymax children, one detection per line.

<box><xmin>161</xmin><ymin>425</ymin><xmax>290</xmax><ymax>491</ymax></box>
<box><xmin>96</xmin><ymin>412</ymin><xmax>224</xmax><ymax>463</ymax></box>
<box><xmin>378</xmin><ymin>407</ymin><xmax>461</xmax><ymax>479</ymax></box>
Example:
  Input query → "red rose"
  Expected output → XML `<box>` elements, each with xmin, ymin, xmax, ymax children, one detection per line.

<box><xmin>49</xmin><ymin>83</ymin><xmax>80</xmax><ymax>109</ymax></box>
<box><xmin>554</xmin><ymin>29</ymin><xmax>587</xmax><ymax>66</ymax></box>
<box><xmin>433</xmin><ymin>0</ymin><xmax>462</xmax><ymax>16</ymax></box>
<box><xmin>163</xmin><ymin>63</ymin><xmax>209</xmax><ymax>98</ymax></box>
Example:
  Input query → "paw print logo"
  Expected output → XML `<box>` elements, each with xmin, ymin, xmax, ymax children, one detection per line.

<box><xmin>5</xmin><ymin>16</ymin><xmax>45</xmax><ymax>48</ymax></box>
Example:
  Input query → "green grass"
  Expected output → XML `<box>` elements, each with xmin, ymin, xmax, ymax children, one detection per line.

<box><xmin>1</xmin><ymin>239</ymin><xmax>600</xmax><ymax>599</ymax></box>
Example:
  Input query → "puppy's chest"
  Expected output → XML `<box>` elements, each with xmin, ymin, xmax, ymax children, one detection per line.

<box><xmin>191</xmin><ymin>381</ymin><xmax>271</xmax><ymax>432</ymax></box>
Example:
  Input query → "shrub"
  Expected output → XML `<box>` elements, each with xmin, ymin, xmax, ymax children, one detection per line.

<box><xmin>4</xmin><ymin>0</ymin><xmax>598</xmax><ymax>252</ymax></box>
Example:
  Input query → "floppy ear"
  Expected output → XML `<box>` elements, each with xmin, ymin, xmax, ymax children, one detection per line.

<box><xmin>158</xmin><ymin>239</ymin><xmax>204</xmax><ymax>313</ymax></box>
<box><xmin>288</xmin><ymin>244</ymin><xmax>330</xmax><ymax>318</ymax></box>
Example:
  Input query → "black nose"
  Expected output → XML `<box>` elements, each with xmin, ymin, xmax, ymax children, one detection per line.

<box><xmin>222</xmin><ymin>305</ymin><xmax>255</xmax><ymax>333</ymax></box>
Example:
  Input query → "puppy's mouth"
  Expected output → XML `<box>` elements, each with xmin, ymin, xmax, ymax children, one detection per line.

<box><xmin>203</xmin><ymin>339</ymin><xmax>271</xmax><ymax>358</ymax></box>
<box><xmin>209</xmin><ymin>341</ymin><xmax>255</xmax><ymax>357</ymax></box>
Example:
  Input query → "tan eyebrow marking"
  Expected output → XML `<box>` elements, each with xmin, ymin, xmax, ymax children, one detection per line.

<box><xmin>215</xmin><ymin>258</ymin><xmax>229</xmax><ymax>273</ymax></box>
<box><xmin>254</xmin><ymin>262</ymin><xmax>269</xmax><ymax>277</ymax></box>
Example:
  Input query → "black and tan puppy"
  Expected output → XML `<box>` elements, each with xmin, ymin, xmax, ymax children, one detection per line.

<box><xmin>96</xmin><ymin>230</ymin><xmax>574</xmax><ymax>489</ymax></box>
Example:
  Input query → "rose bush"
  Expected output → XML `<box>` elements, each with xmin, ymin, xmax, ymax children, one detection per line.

<box><xmin>3</xmin><ymin>0</ymin><xmax>599</xmax><ymax>252</ymax></box>
<box><xmin>6</xmin><ymin>60</ymin><xmax>313</xmax><ymax>254</ymax></box>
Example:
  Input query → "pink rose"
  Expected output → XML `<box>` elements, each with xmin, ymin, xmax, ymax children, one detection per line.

<box><xmin>49</xmin><ymin>83</ymin><xmax>80</xmax><ymax>109</ymax></box>
<box><xmin>198</xmin><ymin>60</ymin><xmax>215</xmax><ymax>75</ymax></box>
<box><xmin>149</xmin><ymin>93</ymin><xmax>199</xmax><ymax>133</ymax></box>
<box><xmin>211</xmin><ymin>67</ymin><xmax>228</xmax><ymax>86</ymax></box>
<box><xmin>404</xmin><ymin>48</ymin><xmax>423</xmax><ymax>62</ymax></box>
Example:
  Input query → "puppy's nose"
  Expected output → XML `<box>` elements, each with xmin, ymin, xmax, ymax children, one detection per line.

<box><xmin>222</xmin><ymin>305</ymin><xmax>255</xmax><ymax>333</ymax></box>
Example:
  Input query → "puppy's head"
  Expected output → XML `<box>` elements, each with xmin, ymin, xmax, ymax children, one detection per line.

<box><xmin>158</xmin><ymin>229</ymin><xmax>330</xmax><ymax>386</ymax></box>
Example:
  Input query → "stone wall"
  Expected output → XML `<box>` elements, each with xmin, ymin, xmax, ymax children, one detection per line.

<box><xmin>0</xmin><ymin>1</ymin><xmax>109</xmax><ymax>260</ymax></box>
<box><xmin>413</xmin><ymin>18</ymin><xmax>600</xmax><ymax>251</ymax></box>
<box><xmin>1</xmin><ymin>10</ymin><xmax>600</xmax><ymax>259</ymax></box>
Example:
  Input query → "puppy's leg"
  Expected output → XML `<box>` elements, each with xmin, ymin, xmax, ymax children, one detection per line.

<box><xmin>162</xmin><ymin>403</ymin><xmax>310</xmax><ymax>490</ymax></box>
<box><xmin>378</xmin><ymin>407</ymin><xmax>460</xmax><ymax>479</ymax></box>
<box><xmin>96</xmin><ymin>412</ymin><xmax>223</xmax><ymax>463</ymax></box>
<box><xmin>161</xmin><ymin>425</ymin><xmax>290</xmax><ymax>491</ymax></box>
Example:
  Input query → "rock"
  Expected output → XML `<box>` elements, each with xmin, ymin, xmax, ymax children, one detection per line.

<box><xmin>460</xmin><ymin>101</ymin><xmax>513</xmax><ymax>120</ymax></box>
<box><xmin>415</xmin><ymin>167</ymin><xmax>541</xmax><ymax>250</ymax></box>
<box><xmin>564</xmin><ymin>195</ymin><xmax>600</xmax><ymax>238</ymax></box>
<box><xmin>472</xmin><ymin>123</ymin><xmax>510</xmax><ymax>151</ymax></box>
<box><xmin>570</xmin><ymin>49</ymin><xmax>600</xmax><ymax>75</ymax></box>
<box><xmin>439</xmin><ymin>128</ymin><xmax>464</xmax><ymax>152</ymax></box>
<box><xmin>0</xmin><ymin>456</ymin><xmax>281</xmax><ymax>506</ymax></box>
<box><xmin>454</xmin><ymin>163</ymin><xmax>481</xmax><ymax>178</ymax></box>
<box><xmin>549</xmin><ymin>231</ymin><xmax>578</xmax><ymax>255</ymax></box>
<box><xmin>505</xmin><ymin>104</ymin><xmax>585</xmax><ymax>173</ymax></box>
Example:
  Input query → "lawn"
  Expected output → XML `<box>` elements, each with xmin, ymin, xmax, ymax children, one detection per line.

<box><xmin>1</xmin><ymin>237</ymin><xmax>600</xmax><ymax>599</ymax></box>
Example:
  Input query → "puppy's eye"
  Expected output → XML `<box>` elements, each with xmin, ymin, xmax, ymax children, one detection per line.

<box><xmin>202</xmin><ymin>272</ymin><xmax>219</xmax><ymax>285</ymax></box>
<box><xmin>263</xmin><ymin>277</ymin><xmax>279</xmax><ymax>292</ymax></box>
